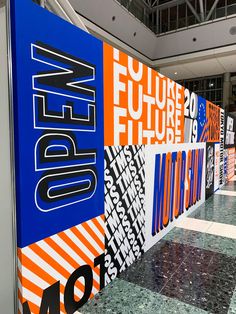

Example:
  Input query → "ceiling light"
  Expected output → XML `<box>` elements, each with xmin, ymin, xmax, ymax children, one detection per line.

<box><xmin>174</xmin><ymin>72</ymin><xmax>178</xmax><ymax>75</ymax></box>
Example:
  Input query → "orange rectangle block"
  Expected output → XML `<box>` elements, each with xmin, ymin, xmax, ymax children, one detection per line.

<box><xmin>104</xmin><ymin>43</ymin><xmax>184</xmax><ymax>146</ymax></box>
<box><xmin>206</xmin><ymin>101</ymin><xmax>221</xmax><ymax>142</ymax></box>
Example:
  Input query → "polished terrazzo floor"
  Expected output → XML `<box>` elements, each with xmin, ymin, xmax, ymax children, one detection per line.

<box><xmin>80</xmin><ymin>179</ymin><xmax>236</xmax><ymax>314</ymax></box>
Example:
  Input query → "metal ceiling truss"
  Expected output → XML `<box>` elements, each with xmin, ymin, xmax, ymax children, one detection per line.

<box><xmin>142</xmin><ymin>0</ymin><xmax>220</xmax><ymax>22</ymax></box>
<box><xmin>40</xmin><ymin>0</ymin><xmax>223</xmax><ymax>36</ymax></box>
<box><xmin>142</xmin><ymin>0</ymin><xmax>158</xmax><ymax>8</ymax></box>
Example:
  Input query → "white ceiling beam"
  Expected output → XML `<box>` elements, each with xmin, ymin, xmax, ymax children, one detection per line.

<box><xmin>206</xmin><ymin>0</ymin><xmax>220</xmax><ymax>21</ymax></box>
<box><xmin>141</xmin><ymin>0</ymin><xmax>152</xmax><ymax>9</ymax></box>
<box><xmin>185</xmin><ymin>0</ymin><xmax>201</xmax><ymax>23</ymax></box>
<box><xmin>56</xmin><ymin>0</ymin><xmax>89</xmax><ymax>32</ymax></box>
<box><xmin>45</xmin><ymin>0</ymin><xmax>69</xmax><ymax>21</ymax></box>
<box><xmin>199</xmin><ymin>0</ymin><xmax>205</xmax><ymax>21</ymax></box>
<box><xmin>150</xmin><ymin>0</ymin><xmax>186</xmax><ymax>12</ymax></box>
<box><xmin>152</xmin><ymin>0</ymin><xmax>158</xmax><ymax>7</ymax></box>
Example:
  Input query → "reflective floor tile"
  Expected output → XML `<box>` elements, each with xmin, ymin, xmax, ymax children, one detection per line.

<box><xmin>119</xmin><ymin>238</ymin><xmax>236</xmax><ymax>314</ymax></box>
<box><xmin>189</xmin><ymin>194</ymin><xmax>236</xmax><ymax>226</ymax></box>
<box><xmin>207</xmin><ymin>254</ymin><xmax>236</xmax><ymax>282</ymax></box>
<box><xmin>195</xmin><ymin>233</ymin><xmax>236</xmax><ymax>257</ymax></box>
<box><xmin>119</xmin><ymin>241</ymin><xmax>192</xmax><ymax>292</ymax></box>
<box><xmin>160</xmin><ymin>271</ymin><xmax>235</xmax><ymax>314</ymax></box>
<box><xmin>229</xmin><ymin>286</ymin><xmax>236</xmax><ymax>314</ymax></box>
<box><xmin>215</xmin><ymin>190</ymin><xmax>236</xmax><ymax>196</ymax></box>
<box><xmin>221</xmin><ymin>181</ymin><xmax>236</xmax><ymax>191</ymax></box>
<box><xmin>164</xmin><ymin>228</ymin><xmax>203</xmax><ymax>245</ymax></box>
<box><xmin>79</xmin><ymin>278</ymin><xmax>208</xmax><ymax>314</ymax></box>
<box><xmin>165</xmin><ymin>227</ymin><xmax>236</xmax><ymax>257</ymax></box>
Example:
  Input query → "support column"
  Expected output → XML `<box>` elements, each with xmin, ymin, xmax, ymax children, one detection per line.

<box><xmin>223</xmin><ymin>72</ymin><xmax>231</xmax><ymax>112</ymax></box>
<box><xmin>0</xmin><ymin>3</ymin><xmax>16</xmax><ymax>313</ymax></box>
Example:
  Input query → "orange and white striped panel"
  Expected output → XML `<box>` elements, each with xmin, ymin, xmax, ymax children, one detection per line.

<box><xmin>18</xmin><ymin>214</ymin><xmax>105</xmax><ymax>314</ymax></box>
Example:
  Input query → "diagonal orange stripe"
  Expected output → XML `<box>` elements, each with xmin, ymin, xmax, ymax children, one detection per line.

<box><xmin>22</xmin><ymin>251</ymin><xmax>89</xmax><ymax>308</ymax></box>
<box><xmin>20</xmin><ymin>254</ymin><xmax>67</xmax><ymax>304</ymax></box>
<box><xmin>17</xmin><ymin>248</ymin><xmax>23</xmax><ymax>261</ymax></box>
<box><xmin>69</xmin><ymin>227</ymin><xmax>102</xmax><ymax>290</ymax></box>
<box><xmin>83</xmin><ymin>222</ymin><xmax>104</xmax><ymax>250</ymax></box>
<box><xmin>18</xmin><ymin>288</ymin><xmax>23</xmax><ymax>304</ymax></box>
<box><xmin>21</xmin><ymin>275</ymin><xmax>43</xmax><ymax>298</ymax></box>
<box><xmin>20</xmin><ymin>253</ymin><xmax>55</xmax><ymax>286</ymax></box>
<box><xmin>20</xmin><ymin>253</ymin><xmax>73</xmax><ymax>303</ymax></box>
<box><xmin>44</xmin><ymin>238</ymin><xmax>100</xmax><ymax>291</ymax></box>
<box><xmin>19</xmin><ymin>251</ymin><xmax>90</xmax><ymax>312</ymax></box>
<box><xmin>18</xmin><ymin>269</ymin><xmax>23</xmax><ymax>287</ymax></box>
<box><xmin>45</xmin><ymin>237</ymin><xmax>80</xmax><ymax>269</ymax></box>
<box><xmin>71</xmin><ymin>227</ymin><xmax>99</xmax><ymax>257</ymax></box>
<box><xmin>30</xmin><ymin>243</ymin><xmax>70</xmax><ymax>279</ymax></box>
<box><xmin>30</xmin><ymin>243</ymin><xmax>86</xmax><ymax>294</ymax></box>
<box><xmin>92</xmin><ymin>217</ymin><xmax>104</xmax><ymax>235</ymax></box>
<box><xmin>20</xmin><ymin>276</ymin><xmax>65</xmax><ymax>313</ymax></box>
<box><xmin>23</xmin><ymin>300</ymin><xmax>40</xmax><ymax>314</ymax></box>
<box><xmin>58</xmin><ymin>232</ymin><xmax>100</xmax><ymax>277</ymax></box>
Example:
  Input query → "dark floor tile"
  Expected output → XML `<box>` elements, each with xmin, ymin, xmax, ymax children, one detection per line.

<box><xmin>207</xmin><ymin>254</ymin><xmax>236</xmax><ymax>282</ymax></box>
<box><xmin>160</xmin><ymin>269</ymin><xmax>235</xmax><ymax>314</ymax></box>
<box><xmin>146</xmin><ymin>240</ymin><xmax>192</xmax><ymax>264</ymax></box>
<box><xmin>119</xmin><ymin>240</ymin><xmax>192</xmax><ymax>292</ymax></box>
<box><xmin>178</xmin><ymin>259</ymin><xmax>211</xmax><ymax>275</ymax></box>
<box><xmin>120</xmin><ymin>238</ymin><xmax>236</xmax><ymax>314</ymax></box>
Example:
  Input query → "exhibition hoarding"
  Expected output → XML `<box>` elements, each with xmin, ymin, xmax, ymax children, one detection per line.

<box><xmin>9</xmin><ymin>0</ymin><xmax>232</xmax><ymax>312</ymax></box>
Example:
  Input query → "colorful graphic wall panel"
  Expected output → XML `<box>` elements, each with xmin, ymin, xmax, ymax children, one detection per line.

<box><xmin>9</xmin><ymin>0</ymin><xmax>235</xmax><ymax>312</ymax></box>
<box><xmin>206</xmin><ymin>101</ymin><xmax>221</xmax><ymax>142</ymax></box>
<box><xmin>197</xmin><ymin>96</ymin><xmax>208</xmax><ymax>142</ymax></box>
<box><xmin>104</xmin><ymin>44</ymin><xmax>185</xmax><ymax>146</ymax></box>
<box><xmin>224</xmin><ymin>149</ymin><xmax>228</xmax><ymax>183</ymax></box>
<box><xmin>225</xmin><ymin>113</ymin><xmax>236</xmax><ymax>149</ymax></box>
<box><xmin>11</xmin><ymin>0</ymin><xmax>105</xmax><ymax>312</ymax></box>
<box><xmin>145</xmin><ymin>143</ymin><xmax>206</xmax><ymax>251</ymax></box>
<box><xmin>227</xmin><ymin>148</ymin><xmax>235</xmax><ymax>181</ymax></box>
<box><xmin>205</xmin><ymin>142</ymin><xmax>215</xmax><ymax>199</ymax></box>
<box><xmin>18</xmin><ymin>215</ymin><xmax>105</xmax><ymax>313</ymax></box>
<box><xmin>214</xmin><ymin>143</ymin><xmax>220</xmax><ymax>192</ymax></box>
<box><xmin>104</xmin><ymin>146</ymin><xmax>145</xmax><ymax>284</ymax></box>
<box><xmin>219</xmin><ymin>109</ymin><xmax>225</xmax><ymax>187</ymax></box>
<box><xmin>11</xmin><ymin>0</ymin><xmax>104</xmax><ymax>248</ymax></box>
<box><xmin>183</xmin><ymin>91</ymin><xmax>208</xmax><ymax>143</ymax></box>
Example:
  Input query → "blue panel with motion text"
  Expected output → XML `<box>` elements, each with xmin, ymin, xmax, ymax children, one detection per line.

<box><xmin>11</xmin><ymin>0</ymin><xmax>104</xmax><ymax>247</ymax></box>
